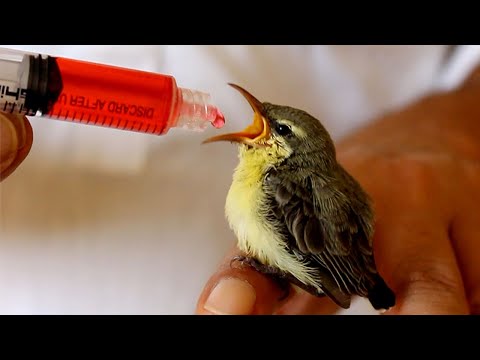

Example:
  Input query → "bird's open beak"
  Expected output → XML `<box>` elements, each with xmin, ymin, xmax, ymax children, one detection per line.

<box><xmin>203</xmin><ymin>83</ymin><xmax>270</xmax><ymax>146</ymax></box>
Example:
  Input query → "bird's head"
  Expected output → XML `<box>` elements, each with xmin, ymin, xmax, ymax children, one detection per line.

<box><xmin>203</xmin><ymin>84</ymin><xmax>337</xmax><ymax>169</ymax></box>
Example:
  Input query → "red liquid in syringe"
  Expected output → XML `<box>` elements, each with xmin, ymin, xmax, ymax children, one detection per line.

<box><xmin>15</xmin><ymin>55</ymin><xmax>225</xmax><ymax>135</ymax></box>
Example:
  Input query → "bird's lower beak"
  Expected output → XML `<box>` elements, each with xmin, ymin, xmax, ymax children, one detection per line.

<box><xmin>203</xmin><ymin>84</ymin><xmax>270</xmax><ymax>147</ymax></box>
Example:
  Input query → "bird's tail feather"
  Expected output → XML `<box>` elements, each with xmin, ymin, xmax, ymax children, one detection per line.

<box><xmin>368</xmin><ymin>275</ymin><xmax>396</xmax><ymax>310</ymax></box>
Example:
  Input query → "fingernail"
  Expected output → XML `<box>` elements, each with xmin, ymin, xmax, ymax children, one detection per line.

<box><xmin>0</xmin><ymin>113</ymin><xmax>24</xmax><ymax>169</ymax></box>
<box><xmin>204</xmin><ymin>278</ymin><xmax>256</xmax><ymax>315</ymax></box>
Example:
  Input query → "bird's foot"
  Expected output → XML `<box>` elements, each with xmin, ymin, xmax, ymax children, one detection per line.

<box><xmin>230</xmin><ymin>255</ymin><xmax>291</xmax><ymax>301</ymax></box>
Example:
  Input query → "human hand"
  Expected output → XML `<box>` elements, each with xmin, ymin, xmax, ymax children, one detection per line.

<box><xmin>0</xmin><ymin>113</ymin><xmax>33</xmax><ymax>181</ymax></box>
<box><xmin>195</xmin><ymin>79</ymin><xmax>480</xmax><ymax>315</ymax></box>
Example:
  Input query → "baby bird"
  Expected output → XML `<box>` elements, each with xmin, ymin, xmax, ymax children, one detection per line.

<box><xmin>204</xmin><ymin>84</ymin><xmax>395</xmax><ymax>311</ymax></box>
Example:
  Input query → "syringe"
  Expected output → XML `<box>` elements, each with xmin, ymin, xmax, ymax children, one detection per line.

<box><xmin>0</xmin><ymin>47</ymin><xmax>226</xmax><ymax>135</ymax></box>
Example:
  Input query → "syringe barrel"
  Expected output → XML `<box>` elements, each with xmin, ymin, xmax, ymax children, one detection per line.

<box><xmin>0</xmin><ymin>47</ymin><xmax>224</xmax><ymax>135</ymax></box>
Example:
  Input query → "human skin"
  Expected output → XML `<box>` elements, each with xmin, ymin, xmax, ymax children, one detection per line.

<box><xmin>0</xmin><ymin>113</ymin><xmax>33</xmax><ymax>182</ymax></box>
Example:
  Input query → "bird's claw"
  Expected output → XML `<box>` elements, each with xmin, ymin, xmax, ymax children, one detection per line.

<box><xmin>230</xmin><ymin>255</ymin><xmax>248</xmax><ymax>269</ymax></box>
<box><xmin>275</xmin><ymin>278</ymin><xmax>291</xmax><ymax>301</ymax></box>
<box><xmin>229</xmin><ymin>255</ymin><xmax>258</xmax><ymax>269</ymax></box>
<box><xmin>229</xmin><ymin>255</ymin><xmax>291</xmax><ymax>301</ymax></box>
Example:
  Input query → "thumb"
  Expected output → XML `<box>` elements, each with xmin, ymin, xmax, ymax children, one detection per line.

<box><xmin>0</xmin><ymin>112</ymin><xmax>33</xmax><ymax>181</ymax></box>
<box><xmin>195</xmin><ymin>246</ymin><xmax>339</xmax><ymax>315</ymax></box>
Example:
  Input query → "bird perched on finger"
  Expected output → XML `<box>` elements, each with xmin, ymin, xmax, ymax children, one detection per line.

<box><xmin>203</xmin><ymin>84</ymin><xmax>396</xmax><ymax>311</ymax></box>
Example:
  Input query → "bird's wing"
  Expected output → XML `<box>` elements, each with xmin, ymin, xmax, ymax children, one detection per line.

<box><xmin>264</xmin><ymin>168</ymin><xmax>375</xmax><ymax>308</ymax></box>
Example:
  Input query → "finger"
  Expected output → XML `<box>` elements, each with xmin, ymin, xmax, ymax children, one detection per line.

<box><xmin>196</xmin><ymin>247</ymin><xmax>287</xmax><ymax>315</ymax></box>
<box><xmin>273</xmin><ymin>287</ymin><xmax>339</xmax><ymax>315</ymax></box>
<box><xmin>196</xmin><ymin>246</ymin><xmax>338</xmax><ymax>315</ymax></box>
<box><xmin>0</xmin><ymin>113</ymin><xmax>33</xmax><ymax>181</ymax></box>
<box><xmin>373</xmin><ymin>214</ymin><xmax>469</xmax><ymax>315</ymax></box>
<box><xmin>450</xmin><ymin>180</ymin><xmax>480</xmax><ymax>314</ymax></box>
<box><xmin>336</xmin><ymin>154</ymin><xmax>469</xmax><ymax>314</ymax></box>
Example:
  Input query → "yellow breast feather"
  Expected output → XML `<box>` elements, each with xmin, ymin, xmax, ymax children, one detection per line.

<box><xmin>225</xmin><ymin>151</ymin><xmax>322</xmax><ymax>291</ymax></box>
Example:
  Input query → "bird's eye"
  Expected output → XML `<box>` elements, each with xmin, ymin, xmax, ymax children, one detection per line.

<box><xmin>275</xmin><ymin>123</ymin><xmax>292</xmax><ymax>136</ymax></box>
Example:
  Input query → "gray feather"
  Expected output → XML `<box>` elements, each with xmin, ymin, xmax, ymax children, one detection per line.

<box><xmin>264</xmin><ymin>164</ymin><xmax>379</xmax><ymax>305</ymax></box>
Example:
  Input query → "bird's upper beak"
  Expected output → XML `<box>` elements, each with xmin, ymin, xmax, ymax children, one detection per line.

<box><xmin>203</xmin><ymin>83</ymin><xmax>270</xmax><ymax>147</ymax></box>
